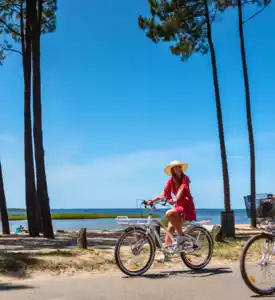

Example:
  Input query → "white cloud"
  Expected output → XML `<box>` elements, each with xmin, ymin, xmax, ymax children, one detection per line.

<box><xmin>1</xmin><ymin>131</ymin><xmax>275</xmax><ymax>209</ymax></box>
<box><xmin>0</xmin><ymin>133</ymin><xmax>18</xmax><ymax>144</ymax></box>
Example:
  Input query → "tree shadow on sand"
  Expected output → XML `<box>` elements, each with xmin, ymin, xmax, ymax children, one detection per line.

<box><xmin>0</xmin><ymin>237</ymin><xmax>74</xmax><ymax>251</ymax></box>
<box><xmin>0</xmin><ymin>234</ymin><xmax>117</xmax><ymax>251</ymax></box>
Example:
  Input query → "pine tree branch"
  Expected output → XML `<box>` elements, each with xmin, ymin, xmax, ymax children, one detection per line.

<box><xmin>210</xmin><ymin>7</ymin><xmax>218</xmax><ymax>23</ymax></box>
<box><xmin>6</xmin><ymin>3</ymin><xmax>21</xmax><ymax>15</ymax></box>
<box><xmin>0</xmin><ymin>19</ymin><xmax>20</xmax><ymax>36</ymax></box>
<box><xmin>242</xmin><ymin>0</ymin><xmax>254</xmax><ymax>5</ymax></box>
<box><xmin>38</xmin><ymin>0</ymin><xmax>43</xmax><ymax>30</ymax></box>
<box><xmin>243</xmin><ymin>1</ymin><xmax>271</xmax><ymax>24</ymax></box>
<box><xmin>19</xmin><ymin>0</ymin><xmax>25</xmax><ymax>54</ymax></box>
<box><xmin>2</xmin><ymin>48</ymin><xmax>22</xmax><ymax>55</ymax></box>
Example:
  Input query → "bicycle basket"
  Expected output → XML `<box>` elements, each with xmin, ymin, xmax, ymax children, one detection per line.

<box><xmin>244</xmin><ymin>193</ymin><xmax>274</xmax><ymax>219</ymax></box>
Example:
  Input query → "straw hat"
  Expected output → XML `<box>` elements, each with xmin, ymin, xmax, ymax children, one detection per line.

<box><xmin>164</xmin><ymin>160</ymin><xmax>188</xmax><ymax>176</ymax></box>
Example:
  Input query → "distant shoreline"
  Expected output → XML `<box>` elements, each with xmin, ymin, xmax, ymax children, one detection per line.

<box><xmin>7</xmin><ymin>208</ymin><xmax>246</xmax><ymax>211</ymax></box>
<box><xmin>8</xmin><ymin>213</ymin><xmax>161</xmax><ymax>221</ymax></box>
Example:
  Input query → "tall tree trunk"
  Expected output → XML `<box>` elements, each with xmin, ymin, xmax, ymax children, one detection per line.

<box><xmin>30</xmin><ymin>0</ymin><xmax>54</xmax><ymax>239</ymax></box>
<box><xmin>22</xmin><ymin>0</ymin><xmax>39</xmax><ymax>237</ymax></box>
<box><xmin>0</xmin><ymin>161</ymin><xmax>10</xmax><ymax>235</ymax></box>
<box><xmin>204</xmin><ymin>0</ymin><xmax>235</xmax><ymax>238</ymax></box>
<box><xmin>237</xmin><ymin>0</ymin><xmax>257</xmax><ymax>228</ymax></box>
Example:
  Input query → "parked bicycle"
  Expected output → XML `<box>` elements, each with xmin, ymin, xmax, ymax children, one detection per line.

<box><xmin>114</xmin><ymin>198</ymin><xmax>214</xmax><ymax>276</ymax></box>
<box><xmin>240</xmin><ymin>193</ymin><xmax>275</xmax><ymax>295</ymax></box>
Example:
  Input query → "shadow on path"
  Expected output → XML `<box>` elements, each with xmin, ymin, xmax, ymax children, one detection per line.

<box><xmin>0</xmin><ymin>283</ymin><xmax>34</xmax><ymax>291</ymax></box>
<box><xmin>124</xmin><ymin>267</ymin><xmax>232</xmax><ymax>280</ymax></box>
<box><xmin>251</xmin><ymin>294</ymin><xmax>275</xmax><ymax>298</ymax></box>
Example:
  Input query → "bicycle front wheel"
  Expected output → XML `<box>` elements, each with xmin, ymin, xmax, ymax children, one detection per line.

<box><xmin>240</xmin><ymin>233</ymin><xmax>275</xmax><ymax>296</ymax></box>
<box><xmin>114</xmin><ymin>227</ymin><xmax>156</xmax><ymax>276</ymax></box>
<box><xmin>180</xmin><ymin>226</ymin><xmax>213</xmax><ymax>270</ymax></box>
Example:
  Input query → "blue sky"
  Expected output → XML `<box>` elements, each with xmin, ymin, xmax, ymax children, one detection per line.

<box><xmin>0</xmin><ymin>0</ymin><xmax>275</xmax><ymax>209</ymax></box>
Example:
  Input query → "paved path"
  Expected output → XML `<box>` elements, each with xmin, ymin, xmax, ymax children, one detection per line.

<box><xmin>0</xmin><ymin>263</ymin><xmax>272</xmax><ymax>299</ymax></box>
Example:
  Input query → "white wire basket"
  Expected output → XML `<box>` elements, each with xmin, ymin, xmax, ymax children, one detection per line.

<box><xmin>116</xmin><ymin>216</ymin><xmax>211</xmax><ymax>228</ymax></box>
<box><xmin>115</xmin><ymin>216</ymin><xmax>158</xmax><ymax>227</ymax></box>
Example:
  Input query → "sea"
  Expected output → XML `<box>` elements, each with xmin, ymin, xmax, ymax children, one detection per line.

<box><xmin>0</xmin><ymin>208</ymin><xmax>249</xmax><ymax>233</ymax></box>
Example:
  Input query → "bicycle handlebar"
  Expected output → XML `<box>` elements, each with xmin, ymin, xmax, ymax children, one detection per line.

<box><xmin>141</xmin><ymin>198</ymin><xmax>168</xmax><ymax>209</ymax></box>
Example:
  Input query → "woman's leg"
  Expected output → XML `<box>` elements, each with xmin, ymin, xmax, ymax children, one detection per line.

<box><xmin>181</xmin><ymin>214</ymin><xmax>185</xmax><ymax>228</ymax></box>
<box><xmin>155</xmin><ymin>222</ymin><xmax>175</xmax><ymax>263</ymax></box>
<box><xmin>166</xmin><ymin>209</ymin><xmax>183</xmax><ymax>236</ymax></box>
<box><xmin>164</xmin><ymin>222</ymin><xmax>175</xmax><ymax>245</ymax></box>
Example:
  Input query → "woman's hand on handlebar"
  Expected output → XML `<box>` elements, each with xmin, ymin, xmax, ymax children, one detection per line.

<box><xmin>145</xmin><ymin>200</ymin><xmax>153</xmax><ymax>207</ymax></box>
<box><xmin>144</xmin><ymin>198</ymin><xmax>167</xmax><ymax>207</ymax></box>
<box><xmin>168</xmin><ymin>198</ymin><xmax>176</xmax><ymax>205</ymax></box>
<box><xmin>143</xmin><ymin>199</ymin><xmax>159</xmax><ymax>207</ymax></box>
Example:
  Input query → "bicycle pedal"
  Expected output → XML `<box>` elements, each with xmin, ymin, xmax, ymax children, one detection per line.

<box><xmin>181</xmin><ymin>243</ymin><xmax>199</xmax><ymax>252</ymax></box>
<box><xmin>165</xmin><ymin>245</ymin><xmax>176</xmax><ymax>253</ymax></box>
<box><xmin>155</xmin><ymin>255</ymin><xmax>172</xmax><ymax>264</ymax></box>
<box><xmin>182</xmin><ymin>242</ymin><xmax>193</xmax><ymax>249</ymax></box>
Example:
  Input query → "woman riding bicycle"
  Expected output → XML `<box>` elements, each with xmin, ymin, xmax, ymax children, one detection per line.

<box><xmin>146</xmin><ymin>160</ymin><xmax>196</xmax><ymax>247</ymax></box>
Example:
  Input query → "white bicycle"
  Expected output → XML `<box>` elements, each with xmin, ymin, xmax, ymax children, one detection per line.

<box><xmin>240</xmin><ymin>194</ymin><xmax>275</xmax><ymax>295</ymax></box>
<box><xmin>114</xmin><ymin>198</ymin><xmax>214</xmax><ymax>276</ymax></box>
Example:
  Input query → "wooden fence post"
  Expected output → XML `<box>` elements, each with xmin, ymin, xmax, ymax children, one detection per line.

<box><xmin>77</xmin><ymin>228</ymin><xmax>87</xmax><ymax>249</ymax></box>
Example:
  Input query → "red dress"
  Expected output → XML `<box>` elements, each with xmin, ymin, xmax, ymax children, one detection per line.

<box><xmin>163</xmin><ymin>174</ymin><xmax>196</xmax><ymax>221</ymax></box>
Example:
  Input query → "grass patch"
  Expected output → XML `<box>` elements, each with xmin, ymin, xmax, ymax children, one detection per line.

<box><xmin>8</xmin><ymin>213</ymin><xmax>160</xmax><ymax>221</ymax></box>
<box><xmin>212</xmin><ymin>236</ymin><xmax>270</xmax><ymax>261</ymax></box>
<box><xmin>213</xmin><ymin>240</ymin><xmax>246</xmax><ymax>261</ymax></box>
<box><xmin>0</xmin><ymin>242</ymin><xmax>245</xmax><ymax>278</ymax></box>
<box><xmin>0</xmin><ymin>237</ymin><xmax>267</xmax><ymax>278</ymax></box>
<box><xmin>176</xmin><ymin>237</ymin><xmax>261</xmax><ymax>264</ymax></box>
<box><xmin>0</xmin><ymin>249</ymin><xmax>116</xmax><ymax>277</ymax></box>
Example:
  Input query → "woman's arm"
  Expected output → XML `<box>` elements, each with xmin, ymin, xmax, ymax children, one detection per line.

<box><xmin>168</xmin><ymin>178</ymin><xmax>189</xmax><ymax>205</ymax></box>
<box><xmin>147</xmin><ymin>179</ymin><xmax>172</xmax><ymax>205</ymax></box>
<box><xmin>168</xmin><ymin>187</ymin><xmax>184</xmax><ymax>205</ymax></box>
<box><xmin>146</xmin><ymin>193</ymin><xmax>164</xmax><ymax>206</ymax></box>
<box><xmin>152</xmin><ymin>192</ymin><xmax>164</xmax><ymax>202</ymax></box>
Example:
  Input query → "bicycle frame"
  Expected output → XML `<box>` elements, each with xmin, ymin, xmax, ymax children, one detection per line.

<box><xmin>147</xmin><ymin>219</ymin><xmax>197</xmax><ymax>253</ymax></box>
<box><xmin>258</xmin><ymin>221</ymin><xmax>275</xmax><ymax>265</ymax></box>
<box><xmin>116</xmin><ymin>200</ymin><xmax>210</xmax><ymax>255</ymax></box>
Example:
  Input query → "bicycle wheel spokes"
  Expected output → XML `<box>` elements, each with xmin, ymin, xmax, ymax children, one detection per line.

<box><xmin>117</xmin><ymin>230</ymin><xmax>152</xmax><ymax>272</ymax></box>
<box><xmin>242</xmin><ymin>234</ymin><xmax>275</xmax><ymax>294</ymax></box>
<box><xmin>181</xmin><ymin>226</ymin><xmax>213</xmax><ymax>270</ymax></box>
<box><xmin>185</xmin><ymin>229</ymin><xmax>210</xmax><ymax>265</ymax></box>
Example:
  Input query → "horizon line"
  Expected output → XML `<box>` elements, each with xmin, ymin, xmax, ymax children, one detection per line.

<box><xmin>7</xmin><ymin>207</ymin><xmax>246</xmax><ymax>210</ymax></box>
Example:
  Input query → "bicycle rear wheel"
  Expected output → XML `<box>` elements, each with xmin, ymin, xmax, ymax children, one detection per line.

<box><xmin>180</xmin><ymin>226</ymin><xmax>213</xmax><ymax>270</ymax></box>
<box><xmin>240</xmin><ymin>233</ymin><xmax>275</xmax><ymax>296</ymax></box>
<box><xmin>114</xmin><ymin>227</ymin><xmax>156</xmax><ymax>276</ymax></box>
